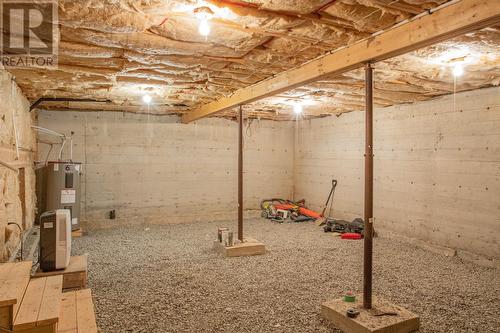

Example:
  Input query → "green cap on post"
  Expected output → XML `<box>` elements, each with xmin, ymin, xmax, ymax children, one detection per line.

<box><xmin>344</xmin><ymin>293</ymin><xmax>356</xmax><ymax>302</ymax></box>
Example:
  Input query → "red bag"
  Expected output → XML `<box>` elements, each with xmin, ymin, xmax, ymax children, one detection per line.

<box><xmin>341</xmin><ymin>233</ymin><xmax>362</xmax><ymax>240</ymax></box>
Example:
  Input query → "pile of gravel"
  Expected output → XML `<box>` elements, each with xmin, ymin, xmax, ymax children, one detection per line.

<box><xmin>72</xmin><ymin>219</ymin><xmax>499</xmax><ymax>333</ymax></box>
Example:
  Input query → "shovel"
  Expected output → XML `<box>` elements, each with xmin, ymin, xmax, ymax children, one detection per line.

<box><xmin>315</xmin><ymin>179</ymin><xmax>337</xmax><ymax>226</ymax></box>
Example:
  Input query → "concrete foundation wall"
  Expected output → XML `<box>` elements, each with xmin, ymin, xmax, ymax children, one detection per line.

<box><xmin>37</xmin><ymin>111</ymin><xmax>294</xmax><ymax>228</ymax></box>
<box><xmin>36</xmin><ymin>87</ymin><xmax>499</xmax><ymax>258</ymax></box>
<box><xmin>294</xmin><ymin>87</ymin><xmax>500</xmax><ymax>258</ymax></box>
<box><xmin>0</xmin><ymin>69</ymin><xmax>36</xmax><ymax>262</ymax></box>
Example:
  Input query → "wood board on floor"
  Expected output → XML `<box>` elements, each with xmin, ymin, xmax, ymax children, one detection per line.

<box><xmin>321</xmin><ymin>295</ymin><xmax>419</xmax><ymax>333</ymax></box>
<box><xmin>213</xmin><ymin>238</ymin><xmax>266</xmax><ymax>257</ymax></box>
<box><xmin>33</xmin><ymin>256</ymin><xmax>87</xmax><ymax>290</ymax></box>
<box><xmin>71</xmin><ymin>229</ymin><xmax>85</xmax><ymax>238</ymax></box>
<box><xmin>13</xmin><ymin>275</ymin><xmax>62</xmax><ymax>332</ymax></box>
<box><xmin>59</xmin><ymin>289</ymin><xmax>98</xmax><ymax>333</ymax></box>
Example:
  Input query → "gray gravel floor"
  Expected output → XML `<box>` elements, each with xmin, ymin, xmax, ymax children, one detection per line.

<box><xmin>72</xmin><ymin>219</ymin><xmax>499</xmax><ymax>333</ymax></box>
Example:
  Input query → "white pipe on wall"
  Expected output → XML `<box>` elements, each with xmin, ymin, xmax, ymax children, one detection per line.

<box><xmin>32</xmin><ymin>125</ymin><xmax>70</xmax><ymax>161</ymax></box>
<box><xmin>58</xmin><ymin>138</ymin><xmax>67</xmax><ymax>160</ymax></box>
<box><xmin>31</xmin><ymin>125</ymin><xmax>65</xmax><ymax>138</ymax></box>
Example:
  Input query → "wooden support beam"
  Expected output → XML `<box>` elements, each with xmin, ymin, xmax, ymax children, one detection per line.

<box><xmin>182</xmin><ymin>0</ymin><xmax>500</xmax><ymax>123</ymax></box>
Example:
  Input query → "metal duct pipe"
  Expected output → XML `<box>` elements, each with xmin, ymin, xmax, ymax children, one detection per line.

<box><xmin>29</xmin><ymin>97</ymin><xmax>111</xmax><ymax>112</ymax></box>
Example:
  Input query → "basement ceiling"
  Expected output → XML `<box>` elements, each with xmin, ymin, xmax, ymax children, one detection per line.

<box><xmin>5</xmin><ymin>0</ymin><xmax>500</xmax><ymax>120</ymax></box>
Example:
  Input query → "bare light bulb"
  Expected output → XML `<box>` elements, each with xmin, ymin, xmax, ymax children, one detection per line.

<box><xmin>452</xmin><ymin>64</ymin><xmax>464</xmax><ymax>77</ymax></box>
<box><xmin>142</xmin><ymin>94</ymin><xmax>152</xmax><ymax>104</ymax></box>
<box><xmin>199</xmin><ymin>19</ymin><xmax>210</xmax><ymax>36</ymax></box>
<box><xmin>293</xmin><ymin>104</ymin><xmax>303</xmax><ymax>114</ymax></box>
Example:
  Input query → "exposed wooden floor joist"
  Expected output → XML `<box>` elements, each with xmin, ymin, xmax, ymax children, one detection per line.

<box><xmin>182</xmin><ymin>0</ymin><xmax>500</xmax><ymax>123</ymax></box>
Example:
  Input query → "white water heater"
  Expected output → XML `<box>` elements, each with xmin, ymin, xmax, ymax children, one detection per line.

<box><xmin>39</xmin><ymin>209</ymin><xmax>72</xmax><ymax>271</ymax></box>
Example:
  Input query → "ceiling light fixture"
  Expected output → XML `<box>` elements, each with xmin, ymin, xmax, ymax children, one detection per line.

<box><xmin>452</xmin><ymin>64</ymin><xmax>464</xmax><ymax>77</ymax></box>
<box><xmin>194</xmin><ymin>6</ymin><xmax>214</xmax><ymax>37</ymax></box>
<box><xmin>293</xmin><ymin>104</ymin><xmax>303</xmax><ymax>114</ymax></box>
<box><xmin>142</xmin><ymin>94</ymin><xmax>152</xmax><ymax>104</ymax></box>
<box><xmin>198</xmin><ymin>19</ymin><xmax>210</xmax><ymax>36</ymax></box>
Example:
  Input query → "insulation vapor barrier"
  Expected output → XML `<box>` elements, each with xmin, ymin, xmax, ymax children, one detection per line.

<box><xmin>8</xmin><ymin>0</ymin><xmax>498</xmax><ymax>119</ymax></box>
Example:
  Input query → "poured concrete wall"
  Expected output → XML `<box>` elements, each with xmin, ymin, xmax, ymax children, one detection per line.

<box><xmin>0</xmin><ymin>69</ymin><xmax>36</xmax><ymax>261</ymax></box>
<box><xmin>36</xmin><ymin>87</ymin><xmax>499</xmax><ymax>258</ymax></box>
<box><xmin>294</xmin><ymin>87</ymin><xmax>500</xmax><ymax>258</ymax></box>
<box><xmin>37</xmin><ymin>111</ymin><xmax>294</xmax><ymax>228</ymax></box>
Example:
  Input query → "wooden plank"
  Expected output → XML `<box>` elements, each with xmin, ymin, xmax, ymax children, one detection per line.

<box><xmin>37</xmin><ymin>275</ymin><xmax>63</xmax><ymax>327</ymax></box>
<box><xmin>75</xmin><ymin>289</ymin><xmax>98</xmax><ymax>333</ymax></box>
<box><xmin>11</xmin><ymin>324</ymin><xmax>57</xmax><ymax>333</ymax></box>
<box><xmin>62</xmin><ymin>272</ymin><xmax>88</xmax><ymax>291</ymax></box>
<box><xmin>0</xmin><ymin>261</ymin><xmax>32</xmax><ymax>314</ymax></box>
<box><xmin>33</xmin><ymin>256</ymin><xmax>88</xmax><ymax>290</ymax></box>
<box><xmin>14</xmin><ymin>324</ymin><xmax>57</xmax><ymax>333</ymax></box>
<box><xmin>0</xmin><ymin>262</ymin><xmax>15</xmax><ymax>281</ymax></box>
<box><xmin>182</xmin><ymin>0</ymin><xmax>500</xmax><ymax>123</ymax></box>
<box><xmin>0</xmin><ymin>262</ymin><xmax>16</xmax><ymax>329</ymax></box>
<box><xmin>0</xmin><ymin>306</ymin><xmax>13</xmax><ymax>330</ymax></box>
<box><xmin>13</xmin><ymin>277</ymin><xmax>46</xmax><ymax>331</ymax></box>
<box><xmin>71</xmin><ymin>229</ymin><xmax>84</xmax><ymax>238</ymax></box>
<box><xmin>34</xmin><ymin>256</ymin><xmax>87</xmax><ymax>278</ymax></box>
<box><xmin>214</xmin><ymin>238</ymin><xmax>266</xmax><ymax>257</ymax></box>
<box><xmin>38</xmin><ymin>325</ymin><xmax>57</xmax><ymax>333</ymax></box>
<box><xmin>0</xmin><ymin>263</ymin><xmax>16</xmax><ymax>308</ymax></box>
<box><xmin>58</xmin><ymin>292</ymin><xmax>77</xmax><ymax>333</ymax></box>
<box><xmin>321</xmin><ymin>296</ymin><xmax>420</xmax><ymax>333</ymax></box>
<box><xmin>12</xmin><ymin>262</ymin><xmax>33</xmax><ymax>319</ymax></box>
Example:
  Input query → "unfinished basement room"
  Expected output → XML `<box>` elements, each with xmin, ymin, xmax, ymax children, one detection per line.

<box><xmin>0</xmin><ymin>0</ymin><xmax>499</xmax><ymax>332</ymax></box>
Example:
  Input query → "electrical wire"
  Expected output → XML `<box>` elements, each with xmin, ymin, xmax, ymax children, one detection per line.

<box><xmin>245</xmin><ymin>117</ymin><xmax>254</xmax><ymax>137</ymax></box>
<box><xmin>58</xmin><ymin>137</ymin><xmax>67</xmax><ymax>160</ymax></box>
<box><xmin>45</xmin><ymin>143</ymin><xmax>53</xmax><ymax>165</ymax></box>
<box><xmin>7</xmin><ymin>222</ymin><xmax>23</xmax><ymax>261</ymax></box>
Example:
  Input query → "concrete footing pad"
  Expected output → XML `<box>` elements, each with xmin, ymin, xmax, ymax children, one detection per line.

<box><xmin>321</xmin><ymin>296</ymin><xmax>419</xmax><ymax>333</ymax></box>
<box><xmin>213</xmin><ymin>238</ymin><xmax>266</xmax><ymax>257</ymax></box>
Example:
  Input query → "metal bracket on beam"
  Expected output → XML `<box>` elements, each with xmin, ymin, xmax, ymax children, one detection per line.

<box><xmin>29</xmin><ymin>98</ymin><xmax>112</xmax><ymax>112</ymax></box>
